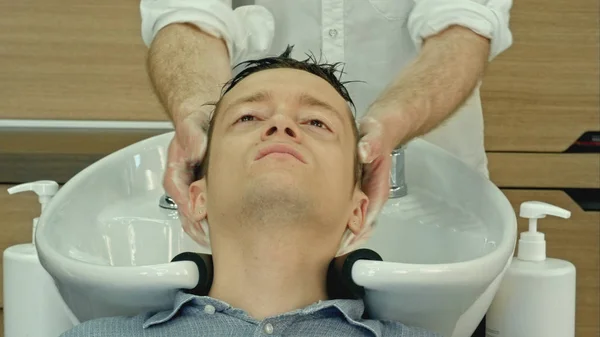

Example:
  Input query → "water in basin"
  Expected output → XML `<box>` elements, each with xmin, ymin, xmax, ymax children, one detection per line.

<box><xmin>66</xmin><ymin>186</ymin><xmax>491</xmax><ymax>269</ymax></box>
<box><xmin>366</xmin><ymin>186</ymin><xmax>496</xmax><ymax>265</ymax></box>
<box><xmin>68</xmin><ymin>195</ymin><xmax>202</xmax><ymax>267</ymax></box>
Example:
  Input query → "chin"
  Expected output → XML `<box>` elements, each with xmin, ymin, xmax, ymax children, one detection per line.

<box><xmin>241</xmin><ymin>174</ymin><xmax>314</xmax><ymax>221</ymax></box>
<box><xmin>246</xmin><ymin>171</ymin><xmax>302</xmax><ymax>195</ymax></box>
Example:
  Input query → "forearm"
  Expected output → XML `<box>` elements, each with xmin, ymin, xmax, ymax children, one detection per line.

<box><xmin>369</xmin><ymin>25</ymin><xmax>491</xmax><ymax>149</ymax></box>
<box><xmin>147</xmin><ymin>23</ymin><xmax>232</xmax><ymax>126</ymax></box>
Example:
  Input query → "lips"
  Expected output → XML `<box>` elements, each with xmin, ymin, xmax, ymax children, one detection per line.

<box><xmin>255</xmin><ymin>144</ymin><xmax>306</xmax><ymax>163</ymax></box>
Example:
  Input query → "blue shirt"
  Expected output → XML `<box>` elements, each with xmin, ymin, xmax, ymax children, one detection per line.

<box><xmin>61</xmin><ymin>291</ymin><xmax>441</xmax><ymax>337</ymax></box>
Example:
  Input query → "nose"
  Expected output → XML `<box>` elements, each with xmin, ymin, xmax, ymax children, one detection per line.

<box><xmin>261</xmin><ymin>114</ymin><xmax>301</xmax><ymax>142</ymax></box>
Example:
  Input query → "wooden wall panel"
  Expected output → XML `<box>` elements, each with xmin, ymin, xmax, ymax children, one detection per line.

<box><xmin>481</xmin><ymin>0</ymin><xmax>600</xmax><ymax>152</ymax></box>
<box><xmin>488</xmin><ymin>153</ymin><xmax>600</xmax><ymax>188</ymax></box>
<box><xmin>0</xmin><ymin>128</ymin><xmax>170</xmax><ymax>184</ymax></box>
<box><xmin>0</xmin><ymin>128</ymin><xmax>169</xmax><ymax>155</ymax></box>
<box><xmin>1</xmin><ymin>0</ymin><xmax>598</xmax><ymax>138</ymax></box>
<box><xmin>0</xmin><ymin>0</ymin><xmax>165</xmax><ymax>121</ymax></box>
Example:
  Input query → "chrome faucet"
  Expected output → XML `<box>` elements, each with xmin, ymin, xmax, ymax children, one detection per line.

<box><xmin>389</xmin><ymin>146</ymin><xmax>407</xmax><ymax>198</ymax></box>
<box><xmin>159</xmin><ymin>194</ymin><xmax>178</xmax><ymax>210</ymax></box>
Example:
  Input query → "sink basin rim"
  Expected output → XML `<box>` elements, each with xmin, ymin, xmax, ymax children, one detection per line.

<box><xmin>35</xmin><ymin>131</ymin><xmax>517</xmax><ymax>290</ymax></box>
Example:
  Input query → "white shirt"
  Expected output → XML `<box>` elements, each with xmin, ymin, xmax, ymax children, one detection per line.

<box><xmin>140</xmin><ymin>0</ymin><xmax>513</xmax><ymax>177</ymax></box>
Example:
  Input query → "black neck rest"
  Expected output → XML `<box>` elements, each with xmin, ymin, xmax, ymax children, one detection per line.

<box><xmin>171</xmin><ymin>248</ymin><xmax>383</xmax><ymax>300</ymax></box>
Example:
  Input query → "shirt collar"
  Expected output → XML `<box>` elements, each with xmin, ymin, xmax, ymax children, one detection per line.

<box><xmin>142</xmin><ymin>291</ymin><xmax>198</xmax><ymax>329</ymax></box>
<box><xmin>143</xmin><ymin>290</ymin><xmax>369</xmax><ymax>329</ymax></box>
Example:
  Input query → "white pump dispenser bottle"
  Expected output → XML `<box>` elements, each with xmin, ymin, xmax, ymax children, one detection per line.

<box><xmin>485</xmin><ymin>201</ymin><xmax>576</xmax><ymax>337</ymax></box>
<box><xmin>3</xmin><ymin>181</ymin><xmax>76</xmax><ymax>337</ymax></box>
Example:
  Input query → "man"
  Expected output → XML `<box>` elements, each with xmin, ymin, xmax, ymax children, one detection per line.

<box><xmin>140</xmin><ymin>0</ymin><xmax>514</xmax><ymax>250</ymax></box>
<box><xmin>60</xmin><ymin>48</ymin><xmax>441</xmax><ymax>337</ymax></box>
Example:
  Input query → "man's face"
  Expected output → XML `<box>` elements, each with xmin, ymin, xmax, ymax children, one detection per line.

<box><xmin>190</xmin><ymin>68</ymin><xmax>367</xmax><ymax>248</ymax></box>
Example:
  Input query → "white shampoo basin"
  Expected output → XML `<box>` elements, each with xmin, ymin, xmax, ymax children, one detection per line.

<box><xmin>35</xmin><ymin>131</ymin><xmax>517</xmax><ymax>337</ymax></box>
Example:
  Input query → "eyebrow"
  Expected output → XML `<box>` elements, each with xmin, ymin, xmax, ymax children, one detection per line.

<box><xmin>223</xmin><ymin>89</ymin><xmax>345</xmax><ymax>122</ymax></box>
<box><xmin>297</xmin><ymin>92</ymin><xmax>344</xmax><ymax>121</ymax></box>
<box><xmin>225</xmin><ymin>90</ymin><xmax>273</xmax><ymax>111</ymax></box>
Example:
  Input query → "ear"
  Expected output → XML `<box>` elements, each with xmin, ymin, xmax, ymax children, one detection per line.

<box><xmin>189</xmin><ymin>179</ymin><xmax>208</xmax><ymax>222</ymax></box>
<box><xmin>346</xmin><ymin>187</ymin><xmax>369</xmax><ymax>235</ymax></box>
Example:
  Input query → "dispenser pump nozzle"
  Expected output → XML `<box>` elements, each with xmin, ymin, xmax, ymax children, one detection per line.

<box><xmin>517</xmin><ymin>201</ymin><xmax>571</xmax><ymax>262</ymax></box>
<box><xmin>8</xmin><ymin>180</ymin><xmax>59</xmax><ymax>212</ymax></box>
<box><xmin>7</xmin><ymin>180</ymin><xmax>59</xmax><ymax>245</ymax></box>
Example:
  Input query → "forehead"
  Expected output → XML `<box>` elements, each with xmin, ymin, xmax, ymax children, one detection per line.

<box><xmin>218</xmin><ymin>68</ymin><xmax>352</xmax><ymax>117</ymax></box>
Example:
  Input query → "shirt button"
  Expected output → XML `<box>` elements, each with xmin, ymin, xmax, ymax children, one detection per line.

<box><xmin>204</xmin><ymin>305</ymin><xmax>215</xmax><ymax>314</ymax></box>
<box><xmin>264</xmin><ymin>322</ymin><xmax>274</xmax><ymax>334</ymax></box>
<box><xmin>328</xmin><ymin>29</ymin><xmax>338</xmax><ymax>38</ymax></box>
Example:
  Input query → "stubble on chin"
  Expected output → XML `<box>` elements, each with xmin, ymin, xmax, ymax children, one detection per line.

<box><xmin>238</xmin><ymin>181</ymin><xmax>314</xmax><ymax>230</ymax></box>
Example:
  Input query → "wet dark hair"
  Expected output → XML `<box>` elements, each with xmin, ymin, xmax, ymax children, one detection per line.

<box><xmin>223</xmin><ymin>45</ymin><xmax>356</xmax><ymax>110</ymax></box>
<box><xmin>194</xmin><ymin>45</ymin><xmax>362</xmax><ymax>186</ymax></box>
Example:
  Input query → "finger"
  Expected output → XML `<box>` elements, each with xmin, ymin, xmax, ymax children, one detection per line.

<box><xmin>163</xmin><ymin>142</ymin><xmax>193</xmax><ymax>210</ymax></box>
<box><xmin>336</xmin><ymin>157</ymin><xmax>390</xmax><ymax>256</ymax></box>
<box><xmin>336</xmin><ymin>236</ymin><xmax>353</xmax><ymax>256</ymax></box>
<box><xmin>362</xmin><ymin>157</ymin><xmax>391</xmax><ymax>228</ymax></box>
<box><xmin>164</xmin><ymin>165</ymin><xmax>191</xmax><ymax>205</ymax></box>
<box><xmin>181</xmin><ymin>216</ymin><xmax>210</xmax><ymax>247</ymax></box>
<box><xmin>180</xmin><ymin>199</ymin><xmax>209</xmax><ymax>246</ymax></box>
<box><xmin>364</xmin><ymin>181</ymin><xmax>388</xmax><ymax>228</ymax></box>
<box><xmin>339</xmin><ymin>228</ymin><xmax>374</xmax><ymax>255</ymax></box>
<box><xmin>168</xmin><ymin>126</ymin><xmax>211</xmax><ymax>248</ymax></box>
<box><xmin>357</xmin><ymin>117</ymin><xmax>385</xmax><ymax>164</ymax></box>
<box><xmin>185</xmin><ymin>132</ymin><xmax>208</xmax><ymax>164</ymax></box>
<box><xmin>339</xmin><ymin>230</ymin><xmax>354</xmax><ymax>251</ymax></box>
<box><xmin>178</xmin><ymin>113</ymin><xmax>209</xmax><ymax>163</ymax></box>
<box><xmin>163</xmin><ymin>144</ymin><xmax>200</xmax><ymax>247</ymax></box>
<box><xmin>357</xmin><ymin>141</ymin><xmax>374</xmax><ymax>164</ymax></box>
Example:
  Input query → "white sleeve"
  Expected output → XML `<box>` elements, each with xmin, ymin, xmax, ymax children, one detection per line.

<box><xmin>407</xmin><ymin>0</ymin><xmax>513</xmax><ymax>61</ymax></box>
<box><xmin>140</xmin><ymin>0</ymin><xmax>275</xmax><ymax>65</ymax></box>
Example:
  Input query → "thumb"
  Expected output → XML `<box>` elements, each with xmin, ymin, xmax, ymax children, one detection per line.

<box><xmin>357</xmin><ymin>117</ymin><xmax>384</xmax><ymax>164</ymax></box>
<box><xmin>188</xmin><ymin>133</ymin><xmax>208</xmax><ymax>163</ymax></box>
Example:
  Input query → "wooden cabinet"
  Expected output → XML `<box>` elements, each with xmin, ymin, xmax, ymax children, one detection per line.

<box><xmin>488</xmin><ymin>153</ymin><xmax>600</xmax><ymax>189</ymax></box>
<box><xmin>0</xmin><ymin>0</ymin><xmax>165</xmax><ymax>121</ymax></box>
<box><xmin>2</xmin><ymin>0</ymin><xmax>598</xmax><ymax>138</ymax></box>
<box><xmin>0</xmin><ymin>128</ymin><xmax>169</xmax><ymax>184</ymax></box>
<box><xmin>480</xmin><ymin>1</ymin><xmax>599</xmax><ymax>336</ymax></box>
<box><xmin>481</xmin><ymin>0</ymin><xmax>599</xmax><ymax>152</ymax></box>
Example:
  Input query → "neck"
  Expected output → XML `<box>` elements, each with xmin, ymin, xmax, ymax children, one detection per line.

<box><xmin>208</xmin><ymin>223</ymin><xmax>333</xmax><ymax>320</ymax></box>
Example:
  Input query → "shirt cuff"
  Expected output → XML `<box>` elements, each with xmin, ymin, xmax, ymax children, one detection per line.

<box><xmin>140</xmin><ymin>0</ymin><xmax>274</xmax><ymax>65</ymax></box>
<box><xmin>407</xmin><ymin>0</ymin><xmax>513</xmax><ymax>61</ymax></box>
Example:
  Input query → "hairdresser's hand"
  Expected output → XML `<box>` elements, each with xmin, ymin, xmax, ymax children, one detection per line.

<box><xmin>357</xmin><ymin>116</ymin><xmax>396</xmax><ymax>229</ymax></box>
<box><xmin>336</xmin><ymin>116</ymin><xmax>395</xmax><ymax>256</ymax></box>
<box><xmin>335</xmin><ymin>115</ymin><xmax>401</xmax><ymax>256</ymax></box>
<box><xmin>164</xmin><ymin>111</ymin><xmax>210</xmax><ymax>247</ymax></box>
